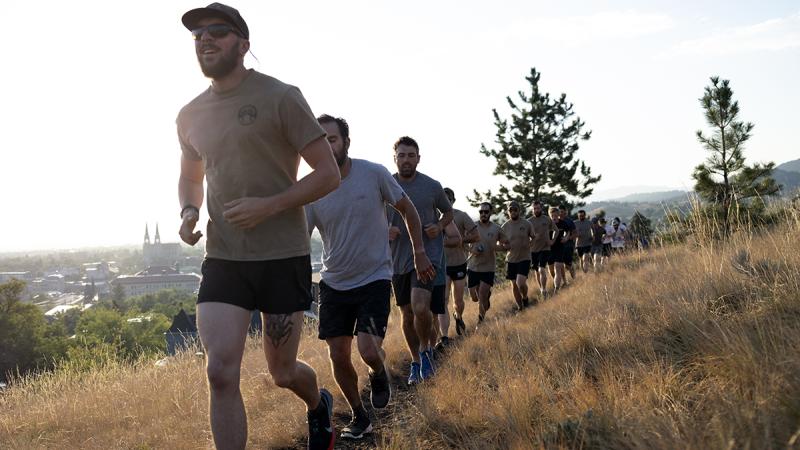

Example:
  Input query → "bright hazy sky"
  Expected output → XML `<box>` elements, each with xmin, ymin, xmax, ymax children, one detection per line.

<box><xmin>2</xmin><ymin>0</ymin><xmax>798</xmax><ymax>252</ymax></box>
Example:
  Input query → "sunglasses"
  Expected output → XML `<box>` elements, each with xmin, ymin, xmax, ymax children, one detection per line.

<box><xmin>191</xmin><ymin>24</ymin><xmax>242</xmax><ymax>40</ymax></box>
<box><xmin>479</xmin><ymin>210</ymin><xmax>491</xmax><ymax>214</ymax></box>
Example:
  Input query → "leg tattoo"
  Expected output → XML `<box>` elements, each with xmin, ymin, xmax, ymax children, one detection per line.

<box><xmin>265</xmin><ymin>314</ymin><xmax>294</xmax><ymax>348</ymax></box>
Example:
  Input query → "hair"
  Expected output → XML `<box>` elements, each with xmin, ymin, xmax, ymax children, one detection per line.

<box><xmin>578</xmin><ymin>209</ymin><xmax>586</xmax><ymax>214</ymax></box>
<box><xmin>532</xmin><ymin>200</ymin><xmax>542</xmax><ymax>207</ymax></box>
<box><xmin>443</xmin><ymin>187</ymin><xmax>455</xmax><ymax>200</ymax></box>
<box><xmin>317</xmin><ymin>114</ymin><xmax>349</xmax><ymax>140</ymax></box>
<box><xmin>549</xmin><ymin>206</ymin><xmax>560</xmax><ymax>213</ymax></box>
<box><xmin>393</xmin><ymin>136</ymin><xmax>419</xmax><ymax>152</ymax></box>
<box><xmin>479</xmin><ymin>202</ymin><xmax>492</xmax><ymax>212</ymax></box>
<box><xmin>559</xmin><ymin>205</ymin><xmax>567</xmax><ymax>211</ymax></box>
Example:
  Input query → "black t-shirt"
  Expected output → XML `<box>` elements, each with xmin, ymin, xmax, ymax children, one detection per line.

<box><xmin>591</xmin><ymin>224</ymin><xmax>606</xmax><ymax>245</ymax></box>
<box><xmin>551</xmin><ymin>220</ymin><xmax>571</xmax><ymax>250</ymax></box>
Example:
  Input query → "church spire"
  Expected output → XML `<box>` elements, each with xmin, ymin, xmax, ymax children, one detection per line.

<box><xmin>154</xmin><ymin>223</ymin><xmax>161</xmax><ymax>244</ymax></box>
<box><xmin>144</xmin><ymin>224</ymin><xmax>151</xmax><ymax>245</ymax></box>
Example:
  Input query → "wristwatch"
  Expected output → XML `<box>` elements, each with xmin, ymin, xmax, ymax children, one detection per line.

<box><xmin>180</xmin><ymin>204</ymin><xmax>200</xmax><ymax>219</ymax></box>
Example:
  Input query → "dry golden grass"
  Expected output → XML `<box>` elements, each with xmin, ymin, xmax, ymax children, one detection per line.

<box><xmin>384</xmin><ymin>210</ymin><xmax>800</xmax><ymax>449</ymax></box>
<box><xmin>2</xmin><ymin>207</ymin><xmax>799</xmax><ymax>449</ymax></box>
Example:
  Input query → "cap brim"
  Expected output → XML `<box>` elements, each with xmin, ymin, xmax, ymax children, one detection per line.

<box><xmin>181</xmin><ymin>7</ymin><xmax>235</xmax><ymax>31</ymax></box>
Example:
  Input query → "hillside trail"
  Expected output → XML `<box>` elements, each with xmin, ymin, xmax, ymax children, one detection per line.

<box><xmin>278</xmin><ymin>286</ymin><xmax>557</xmax><ymax>449</ymax></box>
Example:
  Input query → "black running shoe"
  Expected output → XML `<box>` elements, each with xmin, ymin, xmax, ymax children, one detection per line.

<box><xmin>454</xmin><ymin>313</ymin><xmax>466</xmax><ymax>336</ymax></box>
<box><xmin>340</xmin><ymin>413</ymin><xmax>373</xmax><ymax>440</ymax></box>
<box><xmin>308</xmin><ymin>388</ymin><xmax>335</xmax><ymax>450</ymax></box>
<box><xmin>522</xmin><ymin>297</ymin><xmax>530</xmax><ymax>308</ymax></box>
<box><xmin>369</xmin><ymin>368</ymin><xmax>391</xmax><ymax>409</ymax></box>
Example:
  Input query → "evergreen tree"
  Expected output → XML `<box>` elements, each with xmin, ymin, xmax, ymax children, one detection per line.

<box><xmin>692</xmin><ymin>76</ymin><xmax>779</xmax><ymax>235</ymax></box>
<box><xmin>470</xmin><ymin>67</ymin><xmax>600</xmax><ymax>213</ymax></box>
<box><xmin>629</xmin><ymin>211</ymin><xmax>653</xmax><ymax>241</ymax></box>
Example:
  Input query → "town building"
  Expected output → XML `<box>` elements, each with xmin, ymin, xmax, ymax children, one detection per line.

<box><xmin>113</xmin><ymin>266</ymin><xmax>200</xmax><ymax>299</ymax></box>
<box><xmin>143</xmin><ymin>224</ymin><xmax>182</xmax><ymax>267</ymax></box>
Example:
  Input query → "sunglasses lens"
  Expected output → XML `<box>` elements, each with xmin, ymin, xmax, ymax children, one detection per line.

<box><xmin>208</xmin><ymin>24</ymin><xmax>231</xmax><ymax>38</ymax></box>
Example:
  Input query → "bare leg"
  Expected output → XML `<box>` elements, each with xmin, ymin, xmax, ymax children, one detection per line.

<box><xmin>511</xmin><ymin>281</ymin><xmax>523</xmax><ymax>308</ymax></box>
<box><xmin>326</xmin><ymin>336</ymin><xmax>360</xmax><ymax>412</ymax></box>
<box><xmin>451</xmin><ymin>278</ymin><xmax>466</xmax><ymax>319</ymax></box>
<box><xmin>478</xmin><ymin>282</ymin><xmax>492</xmax><ymax>317</ymax></box>
<box><xmin>515</xmin><ymin>274</ymin><xmax>528</xmax><ymax>304</ymax></box>
<box><xmin>197</xmin><ymin>302</ymin><xmax>252</xmax><ymax>450</ymax></box>
<box><xmin>262</xmin><ymin>311</ymin><xmax>321</xmax><ymax>410</ymax></box>
<box><xmin>399</xmin><ymin>304</ymin><xmax>421</xmax><ymax>363</ymax></box>
<box><xmin>411</xmin><ymin>288</ymin><xmax>433</xmax><ymax>353</ymax></box>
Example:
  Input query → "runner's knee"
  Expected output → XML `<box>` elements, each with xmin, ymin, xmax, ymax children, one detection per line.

<box><xmin>269</xmin><ymin>364</ymin><xmax>298</xmax><ymax>389</ymax></box>
<box><xmin>206</xmin><ymin>358</ymin><xmax>239</xmax><ymax>392</ymax></box>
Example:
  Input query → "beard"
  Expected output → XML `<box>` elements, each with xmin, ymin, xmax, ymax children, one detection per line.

<box><xmin>398</xmin><ymin>164</ymin><xmax>416</xmax><ymax>178</ymax></box>
<box><xmin>197</xmin><ymin>44</ymin><xmax>239</xmax><ymax>79</ymax></box>
<box><xmin>333</xmin><ymin>144</ymin><xmax>349</xmax><ymax>167</ymax></box>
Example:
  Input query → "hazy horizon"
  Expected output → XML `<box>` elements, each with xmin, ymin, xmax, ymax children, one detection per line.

<box><xmin>2</xmin><ymin>0</ymin><xmax>798</xmax><ymax>253</ymax></box>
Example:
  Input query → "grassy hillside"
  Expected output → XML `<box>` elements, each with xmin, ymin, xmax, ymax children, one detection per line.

<box><xmin>2</xmin><ymin>207</ymin><xmax>799</xmax><ymax>449</ymax></box>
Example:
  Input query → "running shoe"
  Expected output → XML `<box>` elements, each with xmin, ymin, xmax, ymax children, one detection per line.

<box><xmin>369</xmin><ymin>368</ymin><xmax>391</xmax><ymax>408</ymax></box>
<box><xmin>307</xmin><ymin>388</ymin><xmax>335</xmax><ymax>450</ymax></box>
<box><xmin>420</xmin><ymin>350</ymin><xmax>435</xmax><ymax>380</ymax></box>
<box><xmin>522</xmin><ymin>297</ymin><xmax>530</xmax><ymax>308</ymax></box>
<box><xmin>340</xmin><ymin>413</ymin><xmax>373</xmax><ymax>440</ymax></box>
<box><xmin>454</xmin><ymin>313</ymin><xmax>466</xmax><ymax>336</ymax></box>
<box><xmin>407</xmin><ymin>361</ymin><xmax>422</xmax><ymax>386</ymax></box>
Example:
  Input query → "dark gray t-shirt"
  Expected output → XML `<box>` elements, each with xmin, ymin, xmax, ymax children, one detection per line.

<box><xmin>575</xmin><ymin>219</ymin><xmax>593</xmax><ymax>247</ymax></box>
<box><xmin>306</xmin><ymin>159</ymin><xmax>406</xmax><ymax>291</ymax></box>
<box><xmin>388</xmin><ymin>172</ymin><xmax>452</xmax><ymax>275</ymax></box>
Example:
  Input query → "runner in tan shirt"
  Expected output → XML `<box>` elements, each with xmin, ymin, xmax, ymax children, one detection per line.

<box><xmin>467</xmin><ymin>202</ymin><xmax>509</xmax><ymax>326</ymax></box>
<box><xmin>442</xmin><ymin>188</ymin><xmax>479</xmax><ymax>336</ymax></box>
<box><xmin>528</xmin><ymin>200</ymin><xmax>557</xmax><ymax>299</ymax></box>
<box><xmin>501</xmin><ymin>201</ymin><xmax>536</xmax><ymax>310</ymax></box>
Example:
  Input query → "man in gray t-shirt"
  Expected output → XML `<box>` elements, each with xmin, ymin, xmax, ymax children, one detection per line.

<box><xmin>306</xmin><ymin>116</ymin><xmax>432</xmax><ymax>438</ymax></box>
<box><xmin>387</xmin><ymin>136</ymin><xmax>453</xmax><ymax>385</ymax></box>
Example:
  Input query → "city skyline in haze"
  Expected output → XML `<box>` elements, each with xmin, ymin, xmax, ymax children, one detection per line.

<box><xmin>1</xmin><ymin>0</ymin><xmax>798</xmax><ymax>252</ymax></box>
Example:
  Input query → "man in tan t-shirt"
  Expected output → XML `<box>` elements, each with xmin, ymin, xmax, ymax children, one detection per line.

<box><xmin>467</xmin><ymin>202</ymin><xmax>508</xmax><ymax>326</ymax></box>
<box><xmin>176</xmin><ymin>4</ymin><xmax>340</xmax><ymax>449</ymax></box>
<box><xmin>442</xmin><ymin>188</ymin><xmax>478</xmax><ymax>336</ymax></box>
<box><xmin>501</xmin><ymin>201</ymin><xmax>536</xmax><ymax>310</ymax></box>
<box><xmin>528</xmin><ymin>200</ymin><xmax>557</xmax><ymax>299</ymax></box>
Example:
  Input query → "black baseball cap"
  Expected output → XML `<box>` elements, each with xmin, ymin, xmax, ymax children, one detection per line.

<box><xmin>182</xmin><ymin>3</ymin><xmax>249</xmax><ymax>39</ymax></box>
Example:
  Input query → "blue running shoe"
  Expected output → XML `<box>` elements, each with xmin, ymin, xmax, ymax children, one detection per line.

<box><xmin>420</xmin><ymin>350</ymin><xmax>435</xmax><ymax>380</ymax></box>
<box><xmin>407</xmin><ymin>362</ymin><xmax>422</xmax><ymax>386</ymax></box>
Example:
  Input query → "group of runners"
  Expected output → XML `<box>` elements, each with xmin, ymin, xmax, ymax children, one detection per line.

<box><xmin>174</xmin><ymin>4</ymin><xmax>633</xmax><ymax>449</ymax></box>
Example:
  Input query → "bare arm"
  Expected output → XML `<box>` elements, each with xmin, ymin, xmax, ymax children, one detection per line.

<box><xmin>178</xmin><ymin>155</ymin><xmax>205</xmax><ymax>245</ymax></box>
<box><xmin>462</xmin><ymin>224</ymin><xmax>480</xmax><ymax>244</ymax></box>
<box><xmin>393</xmin><ymin>196</ymin><xmax>435</xmax><ymax>282</ymax></box>
<box><xmin>222</xmin><ymin>136</ymin><xmax>340</xmax><ymax>229</ymax></box>
<box><xmin>443</xmin><ymin>221</ymin><xmax>462</xmax><ymax>248</ymax></box>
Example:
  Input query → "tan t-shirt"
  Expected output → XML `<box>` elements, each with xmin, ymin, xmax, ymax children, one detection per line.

<box><xmin>445</xmin><ymin>209</ymin><xmax>476</xmax><ymax>267</ymax></box>
<box><xmin>468</xmin><ymin>221</ymin><xmax>505</xmax><ymax>272</ymax></box>
<box><xmin>529</xmin><ymin>214</ymin><xmax>557</xmax><ymax>252</ymax></box>
<box><xmin>501</xmin><ymin>218</ymin><xmax>534</xmax><ymax>263</ymax></box>
<box><xmin>177</xmin><ymin>70</ymin><xmax>325</xmax><ymax>261</ymax></box>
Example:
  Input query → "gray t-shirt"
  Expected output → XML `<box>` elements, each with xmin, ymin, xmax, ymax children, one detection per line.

<box><xmin>575</xmin><ymin>219</ymin><xmax>593</xmax><ymax>247</ymax></box>
<box><xmin>388</xmin><ymin>172</ymin><xmax>452</xmax><ymax>275</ymax></box>
<box><xmin>306</xmin><ymin>159</ymin><xmax>406</xmax><ymax>291</ymax></box>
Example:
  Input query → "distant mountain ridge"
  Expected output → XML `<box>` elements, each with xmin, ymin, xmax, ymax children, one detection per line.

<box><xmin>776</xmin><ymin>159</ymin><xmax>800</xmax><ymax>173</ymax></box>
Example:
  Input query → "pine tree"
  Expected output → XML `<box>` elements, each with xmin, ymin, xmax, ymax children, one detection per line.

<box><xmin>692</xmin><ymin>76</ymin><xmax>779</xmax><ymax>235</ymax></box>
<box><xmin>629</xmin><ymin>211</ymin><xmax>653</xmax><ymax>241</ymax></box>
<box><xmin>470</xmin><ymin>67</ymin><xmax>600</xmax><ymax>213</ymax></box>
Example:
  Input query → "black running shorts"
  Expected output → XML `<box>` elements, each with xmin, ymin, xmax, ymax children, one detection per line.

<box><xmin>446</xmin><ymin>263</ymin><xmax>468</xmax><ymax>281</ymax></box>
<box><xmin>392</xmin><ymin>268</ymin><xmax>437</xmax><ymax>307</ymax></box>
<box><xmin>530</xmin><ymin>250</ymin><xmax>550</xmax><ymax>269</ymax></box>
<box><xmin>318</xmin><ymin>279</ymin><xmax>391</xmax><ymax>340</ymax></box>
<box><xmin>467</xmin><ymin>270</ymin><xmax>494</xmax><ymax>288</ymax></box>
<box><xmin>197</xmin><ymin>256</ymin><xmax>313</xmax><ymax>314</ymax></box>
<box><xmin>505</xmin><ymin>260</ymin><xmax>531</xmax><ymax>280</ymax></box>
<box><xmin>577</xmin><ymin>245</ymin><xmax>592</xmax><ymax>257</ymax></box>
<box><xmin>430</xmin><ymin>284</ymin><xmax>446</xmax><ymax>314</ymax></box>
<box><xmin>563</xmin><ymin>243</ymin><xmax>575</xmax><ymax>267</ymax></box>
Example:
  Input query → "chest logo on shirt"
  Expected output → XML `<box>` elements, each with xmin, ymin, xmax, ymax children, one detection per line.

<box><xmin>238</xmin><ymin>105</ymin><xmax>257</xmax><ymax>126</ymax></box>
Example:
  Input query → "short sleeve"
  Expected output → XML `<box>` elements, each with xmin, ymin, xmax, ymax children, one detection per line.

<box><xmin>376</xmin><ymin>165</ymin><xmax>407</xmax><ymax>205</ymax></box>
<box><xmin>278</xmin><ymin>87</ymin><xmax>326</xmax><ymax>153</ymax></box>
<box><xmin>176</xmin><ymin>117</ymin><xmax>201</xmax><ymax>161</ymax></box>
<box><xmin>304</xmin><ymin>204</ymin><xmax>317</xmax><ymax>235</ymax></box>
<box><xmin>433</xmin><ymin>184</ymin><xmax>453</xmax><ymax>214</ymax></box>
